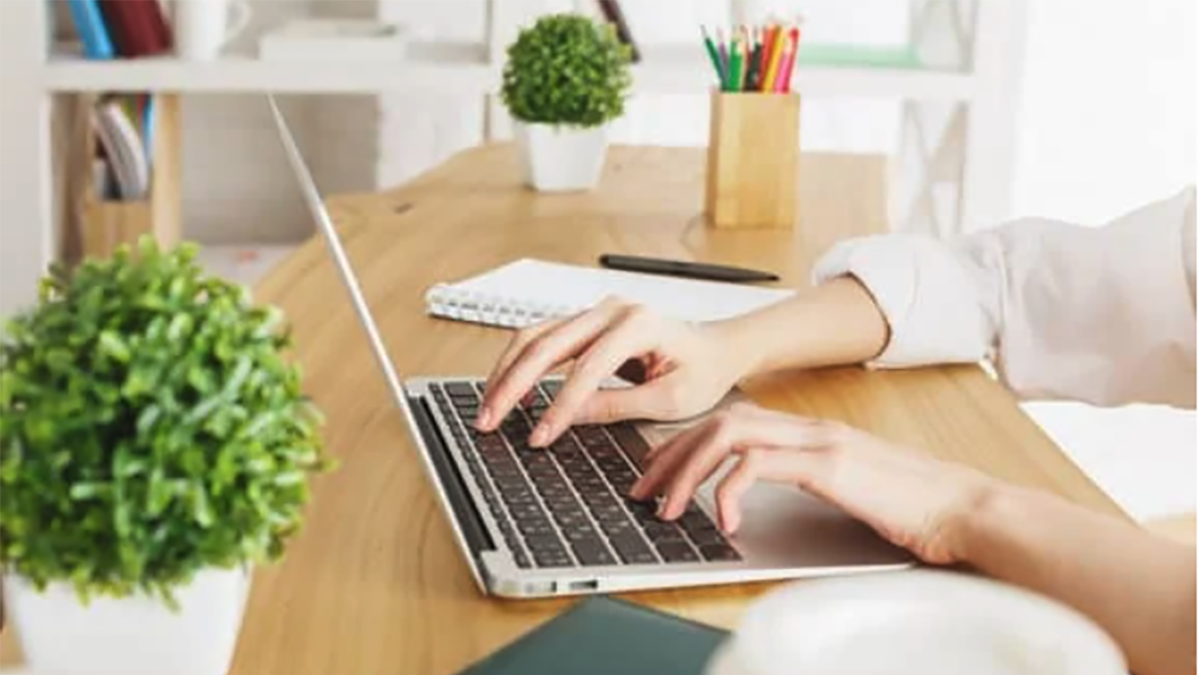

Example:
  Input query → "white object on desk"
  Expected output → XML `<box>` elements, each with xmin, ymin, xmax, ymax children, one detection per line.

<box><xmin>3</xmin><ymin>569</ymin><xmax>251</xmax><ymax>675</ymax></box>
<box><xmin>706</xmin><ymin>569</ymin><xmax>1126</xmax><ymax>675</ymax></box>
<box><xmin>258</xmin><ymin>19</ymin><xmax>408</xmax><ymax>62</ymax></box>
<box><xmin>173</xmin><ymin>0</ymin><xmax>252</xmax><ymax>61</ymax></box>
<box><xmin>424</xmin><ymin>258</ymin><xmax>793</xmax><ymax>328</ymax></box>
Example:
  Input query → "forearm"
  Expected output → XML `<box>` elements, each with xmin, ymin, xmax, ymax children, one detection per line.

<box><xmin>959</xmin><ymin>485</ymin><xmax>1196</xmax><ymax>675</ymax></box>
<box><xmin>712</xmin><ymin>276</ymin><xmax>890</xmax><ymax>377</ymax></box>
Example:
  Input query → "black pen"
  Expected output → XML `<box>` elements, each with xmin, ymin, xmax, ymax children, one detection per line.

<box><xmin>598</xmin><ymin>254</ymin><xmax>779</xmax><ymax>283</ymax></box>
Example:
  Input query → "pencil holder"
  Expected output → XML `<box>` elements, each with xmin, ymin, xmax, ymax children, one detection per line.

<box><xmin>704</xmin><ymin>91</ymin><xmax>800</xmax><ymax>229</ymax></box>
<box><xmin>72</xmin><ymin>94</ymin><xmax>182</xmax><ymax>262</ymax></box>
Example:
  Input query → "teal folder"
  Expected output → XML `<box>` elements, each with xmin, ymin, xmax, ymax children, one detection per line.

<box><xmin>458</xmin><ymin>597</ymin><xmax>730</xmax><ymax>675</ymax></box>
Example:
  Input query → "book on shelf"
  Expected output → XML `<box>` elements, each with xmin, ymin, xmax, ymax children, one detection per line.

<box><xmin>91</xmin><ymin>95</ymin><xmax>155</xmax><ymax>201</ymax></box>
<box><xmin>61</xmin><ymin>0</ymin><xmax>173</xmax><ymax>59</ymax></box>
<box><xmin>98</xmin><ymin>0</ymin><xmax>172</xmax><ymax>57</ymax></box>
<box><xmin>64</xmin><ymin>0</ymin><xmax>115</xmax><ymax>59</ymax></box>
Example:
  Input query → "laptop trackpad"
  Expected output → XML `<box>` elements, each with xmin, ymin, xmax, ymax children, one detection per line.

<box><xmin>694</xmin><ymin>461</ymin><xmax>911</xmax><ymax>567</ymax></box>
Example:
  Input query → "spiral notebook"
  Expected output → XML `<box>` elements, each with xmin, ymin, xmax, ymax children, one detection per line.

<box><xmin>424</xmin><ymin>258</ymin><xmax>793</xmax><ymax>328</ymax></box>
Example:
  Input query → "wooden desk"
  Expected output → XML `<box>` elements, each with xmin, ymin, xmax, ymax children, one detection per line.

<box><xmin>231</xmin><ymin>146</ymin><xmax>1124</xmax><ymax>674</ymax></box>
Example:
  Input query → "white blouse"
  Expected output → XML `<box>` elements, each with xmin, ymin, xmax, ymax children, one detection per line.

<box><xmin>813</xmin><ymin>186</ymin><xmax>1197</xmax><ymax>409</ymax></box>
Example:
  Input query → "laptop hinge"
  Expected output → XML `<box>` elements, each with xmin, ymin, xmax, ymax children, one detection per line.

<box><xmin>409</xmin><ymin>396</ymin><xmax>496</xmax><ymax>553</ymax></box>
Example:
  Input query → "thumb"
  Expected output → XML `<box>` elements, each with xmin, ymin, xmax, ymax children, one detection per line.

<box><xmin>572</xmin><ymin>377</ymin><xmax>684</xmax><ymax>425</ymax></box>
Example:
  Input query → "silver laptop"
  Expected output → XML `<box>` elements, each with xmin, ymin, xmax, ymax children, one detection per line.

<box><xmin>267</xmin><ymin>95</ymin><xmax>912</xmax><ymax>598</ymax></box>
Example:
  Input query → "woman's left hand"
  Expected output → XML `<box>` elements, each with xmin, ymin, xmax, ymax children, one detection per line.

<box><xmin>629</xmin><ymin>402</ymin><xmax>1000</xmax><ymax>565</ymax></box>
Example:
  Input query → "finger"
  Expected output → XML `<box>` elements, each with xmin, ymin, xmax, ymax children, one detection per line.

<box><xmin>530</xmin><ymin>309</ymin><xmax>654</xmax><ymax>447</ymax></box>
<box><xmin>713</xmin><ymin>448</ymin><xmax>767</xmax><ymax>534</ymax></box>
<box><xmin>479</xmin><ymin>319</ymin><xmax>566</xmax><ymax>429</ymax></box>
<box><xmin>483</xmin><ymin>317</ymin><xmax>563</xmax><ymax>402</ymax></box>
<box><xmin>713</xmin><ymin>448</ymin><xmax>831</xmax><ymax>534</ymax></box>
<box><xmin>570</xmin><ymin>376</ymin><xmax>678</xmax><ymax>426</ymax></box>
<box><xmin>479</xmin><ymin>301</ymin><xmax>625</xmax><ymax>431</ymax></box>
<box><xmin>628</xmin><ymin>422</ymin><xmax>711</xmax><ymax>501</ymax></box>
<box><xmin>655</xmin><ymin>408</ymin><xmax>839</xmax><ymax>520</ymax></box>
<box><xmin>657</xmin><ymin>423</ymin><xmax>743</xmax><ymax>520</ymax></box>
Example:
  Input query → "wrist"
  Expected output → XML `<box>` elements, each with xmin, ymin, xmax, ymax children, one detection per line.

<box><xmin>945</xmin><ymin>478</ymin><xmax>1027</xmax><ymax>566</ymax></box>
<box><xmin>705</xmin><ymin>318</ymin><xmax>769</xmax><ymax>381</ymax></box>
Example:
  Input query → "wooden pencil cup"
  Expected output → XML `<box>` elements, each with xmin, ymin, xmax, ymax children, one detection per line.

<box><xmin>704</xmin><ymin>91</ymin><xmax>800</xmax><ymax>229</ymax></box>
<box><xmin>75</xmin><ymin>94</ymin><xmax>182</xmax><ymax>261</ymax></box>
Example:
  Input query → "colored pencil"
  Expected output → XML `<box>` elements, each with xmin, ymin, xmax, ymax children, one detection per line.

<box><xmin>779</xmin><ymin>27</ymin><xmax>801</xmax><ymax>93</ymax></box>
<box><xmin>701</xmin><ymin>26</ymin><xmax>727</xmax><ymax>89</ymax></box>
<box><xmin>761</xmin><ymin>24</ymin><xmax>787</xmax><ymax>93</ymax></box>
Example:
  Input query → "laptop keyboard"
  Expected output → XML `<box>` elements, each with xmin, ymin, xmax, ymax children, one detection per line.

<box><xmin>428</xmin><ymin>380</ymin><xmax>741</xmax><ymax>570</ymax></box>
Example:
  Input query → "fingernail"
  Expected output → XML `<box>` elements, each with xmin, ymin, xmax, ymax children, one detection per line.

<box><xmin>723</xmin><ymin>513</ymin><xmax>739</xmax><ymax>535</ymax></box>
<box><xmin>529</xmin><ymin>425</ymin><xmax>550</xmax><ymax>448</ymax></box>
<box><xmin>655</xmin><ymin>500</ymin><xmax>667</xmax><ymax>518</ymax></box>
<box><xmin>476</xmin><ymin>407</ymin><xmax>492</xmax><ymax>430</ymax></box>
<box><xmin>629</xmin><ymin>479</ymin><xmax>645</xmax><ymax>500</ymax></box>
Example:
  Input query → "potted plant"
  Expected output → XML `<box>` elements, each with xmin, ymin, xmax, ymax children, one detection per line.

<box><xmin>0</xmin><ymin>239</ymin><xmax>330</xmax><ymax>675</ymax></box>
<box><xmin>501</xmin><ymin>13</ymin><xmax>633</xmax><ymax>192</ymax></box>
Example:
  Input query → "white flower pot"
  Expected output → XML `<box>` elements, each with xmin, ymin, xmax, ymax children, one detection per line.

<box><xmin>3</xmin><ymin>568</ymin><xmax>251</xmax><ymax>675</ymax></box>
<box><xmin>514</xmin><ymin>121</ymin><xmax>609</xmax><ymax>192</ymax></box>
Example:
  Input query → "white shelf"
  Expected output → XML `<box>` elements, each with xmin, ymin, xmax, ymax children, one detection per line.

<box><xmin>43</xmin><ymin>42</ymin><xmax>494</xmax><ymax>93</ymax></box>
<box><xmin>44</xmin><ymin>42</ymin><xmax>976</xmax><ymax>100</ymax></box>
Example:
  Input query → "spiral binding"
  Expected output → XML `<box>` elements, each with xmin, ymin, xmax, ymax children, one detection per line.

<box><xmin>424</xmin><ymin>284</ymin><xmax>579</xmax><ymax>328</ymax></box>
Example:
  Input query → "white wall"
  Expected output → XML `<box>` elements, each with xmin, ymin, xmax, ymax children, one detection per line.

<box><xmin>1012</xmin><ymin>0</ymin><xmax>1195</xmax><ymax>222</ymax></box>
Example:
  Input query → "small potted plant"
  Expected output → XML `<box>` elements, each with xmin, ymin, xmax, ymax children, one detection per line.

<box><xmin>502</xmin><ymin>13</ymin><xmax>633</xmax><ymax>192</ymax></box>
<box><xmin>0</xmin><ymin>239</ymin><xmax>330</xmax><ymax>675</ymax></box>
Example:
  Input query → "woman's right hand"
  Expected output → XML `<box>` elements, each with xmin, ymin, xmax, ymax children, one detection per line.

<box><xmin>476</xmin><ymin>298</ymin><xmax>752</xmax><ymax>448</ymax></box>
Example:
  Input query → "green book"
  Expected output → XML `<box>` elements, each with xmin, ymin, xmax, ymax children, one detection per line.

<box><xmin>457</xmin><ymin>597</ymin><xmax>730</xmax><ymax>675</ymax></box>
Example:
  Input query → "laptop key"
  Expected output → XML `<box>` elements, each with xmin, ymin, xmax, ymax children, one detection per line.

<box><xmin>642</xmin><ymin>522</ymin><xmax>687</xmax><ymax>543</ymax></box>
<box><xmin>699</xmin><ymin>543</ymin><xmax>742</xmax><ymax>562</ymax></box>
<box><xmin>553</xmin><ymin>512</ymin><xmax>591</xmax><ymax>528</ymax></box>
<box><xmin>545</xmin><ymin>494</ymin><xmax>581</xmax><ymax>511</ymax></box>
<box><xmin>600</xmin><ymin>518</ymin><xmax>635</xmax><ymax>535</ymax></box>
<box><xmin>563</xmin><ymin>527</ymin><xmax>601</xmax><ymax>543</ymax></box>
<box><xmin>572</xmin><ymin>540</ymin><xmax>618</xmax><ymax>567</ymax></box>
<box><xmin>517</xmin><ymin>519</ymin><xmax>556</xmax><ymax>537</ymax></box>
<box><xmin>626</xmin><ymin>500</ymin><xmax>658</xmax><ymax>521</ymax></box>
<box><xmin>687</xmin><ymin>529</ymin><xmax>729</xmax><ymax>547</ymax></box>
<box><xmin>514</xmin><ymin>550</ymin><xmax>532</xmax><ymax>569</ymax></box>
<box><xmin>537</xmin><ymin>484</ymin><xmax>573</xmax><ymax>500</ymax></box>
<box><xmin>502</xmin><ymin>492</ymin><xmax>538</xmax><ymax>508</ymax></box>
<box><xmin>592</xmin><ymin>505</ymin><xmax>629</xmax><ymax>523</ymax></box>
<box><xmin>492</xmin><ymin>468</ymin><xmax>525</xmax><ymax>484</ymax></box>
<box><xmin>526</xmin><ymin>463</ymin><xmax>560</xmax><ymax>479</ymax></box>
<box><xmin>679</xmin><ymin>511</ymin><xmax>719</xmax><ymax>534</ymax></box>
<box><xmin>445</xmin><ymin>382</ymin><xmax>477</xmax><ymax>399</ymax></box>
<box><xmin>523</xmin><ymin>532</ymin><xmax>562</xmax><ymax>549</ymax></box>
<box><xmin>610</xmin><ymin>423</ymin><xmax>652</xmax><ymax>467</ymax></box>
<box><xmin>534</xmin><ymin>552</ymin><xmax>574</xmax><ymax>568</ymax></box>
<box><xmin>609</xmin><ymin>532</ymin><xmax>657</xmax><ymax>564</ymax></box>
<box><xmin>656</xmin><ymin>542</ymin><xmax>701</xmax><ymax>563</ymax></box>
<box><xmin>509</xmin><ymin>503</ymin><xmax>547</xmax><ymax>520</ymax></box>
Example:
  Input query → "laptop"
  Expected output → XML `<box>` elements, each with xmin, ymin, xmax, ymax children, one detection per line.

<box><xmin>267</xmin><ymin>95</ymin><xmax>912</xmax><ymax>598</ymax></box>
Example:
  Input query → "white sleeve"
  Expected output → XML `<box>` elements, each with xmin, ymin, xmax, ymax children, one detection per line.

<box><xmin>812</xmin><ymin>186</ymin><xmax>1197</xmax><ymax>409</ymax></box>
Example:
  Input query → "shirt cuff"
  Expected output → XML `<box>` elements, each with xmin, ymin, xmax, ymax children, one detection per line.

<box><xmin>811</xmin><ymin>234</ymin><xmax>994</xmax><ymax>369</ymax></box>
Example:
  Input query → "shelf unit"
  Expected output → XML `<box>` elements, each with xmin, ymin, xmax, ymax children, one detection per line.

<box><xmin>0</xmin><ymin>0</ymin><xmax>1028</xmax><ymax>317</ymax></box>
<box><xmin>43</xmin><ymin>43</ymin><xmax>977</xmax><ymax>99</ymax></box>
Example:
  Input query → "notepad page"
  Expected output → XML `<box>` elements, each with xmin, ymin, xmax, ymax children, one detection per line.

<box><xmin>444</xmin><ymin>259</ymin><xmax>793</xmax><ymax>323</ymax></box>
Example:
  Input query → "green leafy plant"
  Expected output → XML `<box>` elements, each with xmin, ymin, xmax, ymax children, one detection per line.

<box><xmin>0</xmin><ymin>238</ymin><xmax>330</xmax><ymax>605</ymax></box>
<box><xmin>501</xmin><ymin>13</ymin><xmax>633</xmax><ymax>127</ymax></box>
